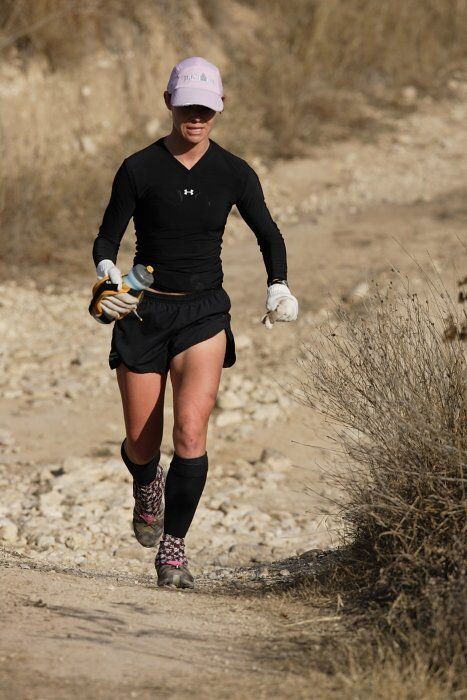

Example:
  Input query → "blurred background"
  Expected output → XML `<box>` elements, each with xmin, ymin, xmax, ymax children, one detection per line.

<box><xmin>1</xmin><ymin>0</ymin><xmax>467</xmax><ymax>277</ymax></box>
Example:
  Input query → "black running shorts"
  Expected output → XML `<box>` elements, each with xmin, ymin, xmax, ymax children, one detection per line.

<box><xmin>108</xmin><ymin>286</ymin><xmax>236</xmax><ymax>374</ymax></box>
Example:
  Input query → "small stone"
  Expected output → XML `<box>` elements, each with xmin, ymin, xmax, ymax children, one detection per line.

<box><xmin>235</xmin><ymin>334</ymin><xmax>252</xmax><ymax>350</ymax></box>
<box><xmin>80</xmin><ymin>135</ymin><xmax>97</xmax><ymax>155</ymax></box>
<box><xmin>216</xmin><ymin>390</ymin><xmax>244</xmax><ymax>410</ymax></box>
<box><xmin>39</xmin><ymin>491</ymin><xmax>63</xmax><ymax>518</ymax></box>
<box><xmin>0</xmin><ymin>519</ymin><xmax>18</xmax><ymax>542</ymax></box>
<box><xmin>36</xmin><ymin>535</ymin><xmax>55</xmax><ymax>549</ymax></box>
<box><xmin>3</xmin><ymin>390</ymin><xmax>22</xmax><ymax>400</ymax></box>
<box><xmin>146</xmin><ymin>118</ymin><xmax>161</xmax><ymax>138</ymax></box>
<box><xmin>251</xmin><ymin>386</ymin><xmax>278</xmax><ymax>404</ymax></box>
<box><xmin>233</xmin><ymin>423</ymin><xmax>254</xmax><ymax>438</ymax></box>
<box><xmin>251</xmin><ymin>403</ymin><xmax>281</xmax><ymax>424</ymax></box>
<box><xmin>215</xmin><ymin>410</ymin><xmax>243</xmax><ymax>427</ymax></box>
<box><xmin>0</xmin><ymin>430</ymin><xmax>14</xmax><ymax>447</ymax></box>
<box><xmin>451</xmin><ymin>106</ymin><xmax>465</xmax><ymax>122</ymax></box>
<box><xmin>259</xmin><ymin>447</ymin><xmax>292</xmax><ymax>471</ymax></box>
<box><xmin>401</xmin><ymin>85</ymin><xmax>417</xmax><ymax>104</ymax></box>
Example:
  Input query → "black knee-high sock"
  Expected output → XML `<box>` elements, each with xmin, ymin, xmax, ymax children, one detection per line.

<box><xmin>163</xmin><ymin>452</ymin><xmax>209</xmax><ymax>538</ymax></box>
<box><xmin>120</xmin><ymin>439</ymin><xmax>160</xmax><ymax>486</ymax></box>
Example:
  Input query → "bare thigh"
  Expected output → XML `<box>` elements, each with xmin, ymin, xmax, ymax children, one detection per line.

<box><xmin>170</xmin><ymin>330</ymin><xmax>227</xmax><ymax>458</ymax></box>
<box><xmin>116</xmin><ymin>365</ymin><xmax>168</xmax><ymax>463</ymax></box>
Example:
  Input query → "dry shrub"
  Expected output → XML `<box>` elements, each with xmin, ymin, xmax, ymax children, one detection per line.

<box><xmin>0</xmin><ymin>1</ymin><xmax>147</xmax><ymax>68</ymax></box>
<box><xmin>298</xmin><ymin>277</ymin><xmax>466</xmax><ymax>685</ymax></box>
<box><xmin>244</xmin><ymin>0</ymin><xmax>467</xmax><ymax>153</ymax></box>
<box><xmin>307</xmin><ymin>0</ymin><xmax>467</xmax><ymax>92</ymax></box>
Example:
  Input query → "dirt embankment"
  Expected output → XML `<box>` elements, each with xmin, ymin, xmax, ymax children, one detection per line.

<box><xmin>2</xmin><ymin>0</ymin><xmax>467</xmax><ymax>271</ymax></box>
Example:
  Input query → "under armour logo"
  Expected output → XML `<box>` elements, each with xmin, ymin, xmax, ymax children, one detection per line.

<box><xmin>184</xmin><ymin>189</ymin><xmax>194</xmax><ymax>195</ymax></box>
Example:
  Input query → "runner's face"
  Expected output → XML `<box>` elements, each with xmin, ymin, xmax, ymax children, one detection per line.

<box><xmin>173</xmin><ymin>105</ymin><xmax>216</xmax><ymax>143</ymax></box>
<box><xmin>167</xmin><ymin>97</ymin><xmax>217</xmax><ymax>144</ymax></box>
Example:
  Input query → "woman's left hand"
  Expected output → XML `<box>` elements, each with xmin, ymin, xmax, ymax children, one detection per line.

<box><xmin>261</xmin><ymin>282</ymin><xmax>298</xmax><ymax>329</ymax></box>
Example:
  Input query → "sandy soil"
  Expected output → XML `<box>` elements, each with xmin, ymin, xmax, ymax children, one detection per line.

<box><xmin>1</xmin><ymin>91</ymin><xmax>466</xmax><ymax>698</ymax></box>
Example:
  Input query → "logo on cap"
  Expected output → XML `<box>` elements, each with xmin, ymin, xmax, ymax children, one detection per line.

<box><xmin>182</xmin><ymin>72</ymin><xmax>215</xmax><ymax>86</ymax></box>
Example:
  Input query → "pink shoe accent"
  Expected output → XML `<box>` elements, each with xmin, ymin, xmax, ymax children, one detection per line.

<box><xmin>140</xmin><ymin>513</ymin><xmax>156</xmax><ymax>524</ymax></box>
<box><xmin>165</xmin><ymin>560</ymin><xmax>184</xmax><ymax>567</ymax></box>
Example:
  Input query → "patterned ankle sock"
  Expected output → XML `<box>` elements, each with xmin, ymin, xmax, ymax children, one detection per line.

<box><xmin>133</xmin><ymin>465</ymin><xmax>164</xmax><ymax>523</ymax></box>
<box><xmin>155</xmin><ymin>533</ymin><xmax>188</xmax><ymax>566</ymax></box>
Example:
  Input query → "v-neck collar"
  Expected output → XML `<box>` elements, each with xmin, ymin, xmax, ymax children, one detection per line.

<box><xmin>157</xmin><ymin>137</ymin><xmax>213</xmax><ymax>173</ymax></box>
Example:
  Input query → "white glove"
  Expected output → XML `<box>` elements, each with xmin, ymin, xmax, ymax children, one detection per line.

<box><xmin>96</xmin><ymin>259</ymin><xmax>123</xmax><ymax>291</ymax></box>
<box><xmin>95</xmin><ymin>259</ymin><xmax>139</xmax><ymax>321</ymax></box>
<box><xmin>100</xmin><ymin>293</ymin><xmax>140</xmax><ymax>321</ymax></box>
<box><xmin>261</xmin><ymin>282</ymin><xmax>298</xmax><ymax>330</ymax></box>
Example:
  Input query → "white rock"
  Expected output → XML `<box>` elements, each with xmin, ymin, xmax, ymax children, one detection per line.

<box><xmin>217</xmin><ymin>390</ymin><xmax>245</xmax><ymax>410</ymax></box>
<box><xmin>146</xmin><ymin>118</ymin><xmax>161</xmax><ymax>138</ymax></box>
<box><xmin>235</xmin><ymin>334</ymin><xmax>252</xmax><ymax>350</ymax></box>
<box><xmin>251</xmin><ymin>403</ymin><xmax>281</xmax><ymax>424</ymax></box>
<box><xmin>36</xmin><ymin>535</ymin><xmax>55</xmax><ymax>549</ymax></box>
<box><xmin>259</xmin><ymin>447</ymin><xmax>292</xmax><ymax>471</ymax></box>
<box><xmin>80</xmin><ymin>135</ymin><xmax>97</xmax><ymax>155</ymax></box>
<box><xmin>3</xmin><ymin>390</ymin><xmax>22</xmax><ymax>399</ymax></box>
<box><xmin>258</xmin><ymin>470</ymin><xmax>286</xmax><ymax>482</ymax></box>
<box><xmin>251</xmin><ymin>386</ymin><xmax>278</xmax><ymax>403</ymax></box>
<box><xmin>39</xmin><ymin>491</ymin><xmax>63</xmax><ymax>518</ymax></box>
<box><xmin>233</xmin><ymin>423</ymin><xmax>254</xmax><ymax>437</ymax></box>
<box><xmin>215</xmin><ymin>410</ymin><xmax>243</xmax><ymax>427</ymax></box>
<box><xmin>401</xmin><ymin>85</ymin><xmax>417</xmax><ymax>104</ymax></box>
<box><xmin>228</xmin><ymin>374</ymin><xmax>245</xmax><ymax>390</ymax></box>
<box><xmin>0</xmin><ymin>519</ymin><xmax>18</xmax><ymax>542</ymax></box>
<box><xmin>0</xmin><ymin>429</ymin><xmax>14</xmax><ymax>446</ymax></box>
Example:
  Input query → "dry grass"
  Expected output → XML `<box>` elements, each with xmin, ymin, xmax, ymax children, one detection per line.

<box><xmin>296</xmin><ymin>276</ymin><xmax>466</xmax><ymax>691</ymax></box>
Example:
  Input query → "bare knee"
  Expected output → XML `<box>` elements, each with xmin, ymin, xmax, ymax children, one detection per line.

<box><xmin>173</xmin><ymin>419</ymin><xmax>207</xmax><ymax>458</ymax></box>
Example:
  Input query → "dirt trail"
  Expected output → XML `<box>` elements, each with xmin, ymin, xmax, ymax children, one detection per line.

<box><xmin>0</xmin><ymin>551</ymin><xmax>333</xmax><ymax>699</ymax></box>
<box><xmin>1</xmin><ymin>92</ymin><xmax>467</xmax><ymax>698</ymax></box>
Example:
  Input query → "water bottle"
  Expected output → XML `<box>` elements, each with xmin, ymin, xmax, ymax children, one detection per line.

<box><xmin>89</xmin><ymin>264</ymin><xmax>155</xmax><ymax>324</ymax></box>
<box><xmin>120</xmin><ymin>264</ymin><xmax>155</xmax><ymax>321</ymax></box>
<box><xmin>123</xmin><ymin>264</ymin><xmax>154</xmax><ymax>291</ymax></box>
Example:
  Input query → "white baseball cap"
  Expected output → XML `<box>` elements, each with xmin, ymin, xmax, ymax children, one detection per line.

<box><xmin>167</xmin><ymin>56</ymin><xmax>224</xmax><ymax>112</ymax></box>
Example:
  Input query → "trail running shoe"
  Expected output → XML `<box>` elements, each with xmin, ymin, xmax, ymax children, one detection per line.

<box><xmin>132</xmin><ymin>463</ymin><xmax>165</xmax><ymax>547</ymax></box>
<box><xmin>155</xmin><ymin>534</ymin><xmax>194</xmax><ymax>588</ymax></box>
<box><xmin>155</xmin><ymin>561</ymin><xmax>195</xmax><ymax>589</ymax></box>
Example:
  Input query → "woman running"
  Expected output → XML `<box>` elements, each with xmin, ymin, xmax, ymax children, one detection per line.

<box><xmin>91</xmin><ymin>56</ymin><xmax>299</xmax><ymax>589</ymax></box>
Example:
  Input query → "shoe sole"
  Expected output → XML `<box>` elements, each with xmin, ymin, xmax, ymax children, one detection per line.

<box><xmin>157</xmin><ymin>575</ymin><xmax>195</xmax><ymax>589</ymax></box>
<box><xmin>156</xmin><ymin>564</ymin><xmax>195</xmax><ymax>589</ymax></box>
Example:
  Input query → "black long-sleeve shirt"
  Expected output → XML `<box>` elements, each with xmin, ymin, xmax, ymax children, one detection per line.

<box><xmin>92</xmin><ymin>137</ymin><xmax>287</xmax><ymax>292</ymax></box>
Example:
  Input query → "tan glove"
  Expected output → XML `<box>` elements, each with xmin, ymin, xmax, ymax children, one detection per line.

<box><xmin>100</xmin><ymin>292</ymin><xmax>140</xmax><ymax>321</ymax></box>
<box><xmin>91</xmin><ymin>260</ymin><xmax>140</xmax><ymax>323</ymax></box>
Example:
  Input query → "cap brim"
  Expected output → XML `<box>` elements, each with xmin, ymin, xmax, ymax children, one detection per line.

<box><xmin>170</xmin><ymin>88</ymin><xmax>224</xmax><ymax>112</ymax></box>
